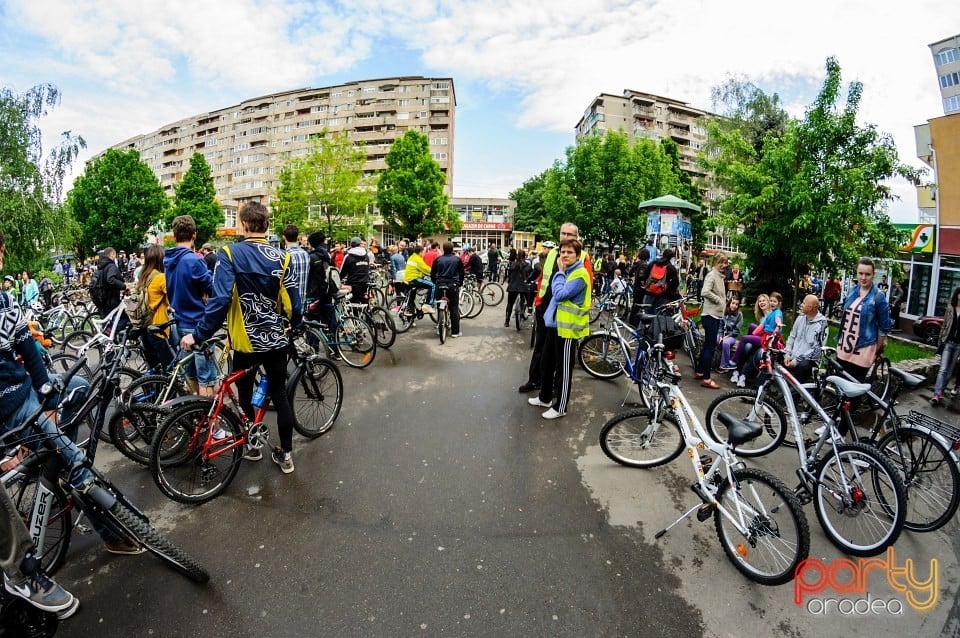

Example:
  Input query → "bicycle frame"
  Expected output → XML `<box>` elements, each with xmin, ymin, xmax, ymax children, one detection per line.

<box><xmin>192</xmin><ymin>366</ymin><xmax>268</xmax><ymax>462</ymax></box>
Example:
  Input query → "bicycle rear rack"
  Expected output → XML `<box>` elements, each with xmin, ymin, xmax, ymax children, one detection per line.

<box><xmin>906</xmin><ymin>411</ymin><xmax>960</xmax><ymax>451</ymax></box>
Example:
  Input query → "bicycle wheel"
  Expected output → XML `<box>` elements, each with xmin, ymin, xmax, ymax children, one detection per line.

<box><xmin>683</xmin><ymin>326</ymin><xmax>701</xmax><ymax>369</ymax></box>
<box><xmin>577</xmin><ymin>332</ymin><xmax>626</xmax><ymax>380</ymax></box>
<box><xmin>391</xmin><ymin>304</ymin><xmax>415</xmax><ymax>334</ymax></box>
<box><xmin>288</xmin><ymin>357</ymin><xmax>343</xmax><ymax>438</ymax></box>
<box><xmin>335</xmin><ymin>316</ymin><xmax>376</xmax><ymax>368</ymax></box>
<box><xmin>109</xmin><ymin>403</ymin><xmax>170</xmax><ymax>466</ymax></box>
<box><xmin>514</xmin><ymin>303</ymin><xmax>523</xmax><ymax>331</ymax></box>
<box><xmin>463</xmin><ymin>289</ymin><xmax>483</xmax><ymax>319</ymax></box>
<box><xmin>589</xmin><ymin>298</ymin><xmax>605</xmax><ymax>324</ymax></box>
<box><xmin>714</xmin><ymin>467</ymin><xmax>809</xmax><ymax>586</ymax></box>
<box><xmin>105</xmin><ymin>500</ymin><xmax>209</xmax><ymax>582</ymax></box>
<box><xmin>865</xmin><ymin>357</ymin><xmax>892</xmax><ymax>404</ymax></box>
<box><xmin>46</xmin><ymin>352</ymin><xmax>92</xmax><ymax>382</ymax></box>
<box><xmin>481</xmin><ymin>282</ymin><xmax>504</xmax><ymax>306</ymax></box>
<box><xmin>703</xmin><ymin>389</ymin><xmax>787</xmax><ymax>457</ymax></box>
<box><xmin>5</xmin><ymin>475</ymin><xmax>72</xmax><ymax>574</ymax></box>
<box><xmin>149</xmin><ymin>401</ymin><xmax>244</xmax><ymax>505</ymax></box>
<box><xmin>812</xmin><ymin>441</ymin><xmax>906</xmax><ymax>557</ymax></box>
<box><xmin>366</xmin><ymin>306</ymin><xmax>397</xmax><ymax>349</ymax></box>
<box><xmin>877</xmin><ymin>427</ymin><xmax>960</xmax><ymax>533</ymax></box>
<box><xmin>437</xmin><ymin>304</ymin><xmax>448</xmax><ymax>343</ymax></box>
<box><xmin>61</xmin><ymin>329</ymin><xmax>97</xmax><ymax>356</ymax></box>
<box><xmin>599</xmin><ymin>409</ymin><xmax>683</xmax><ymax>468</ymax></box>
<box><xmin>457</xmin><ymin>289</ymin><xmax>475</xmax><ymax>320</ymax></box>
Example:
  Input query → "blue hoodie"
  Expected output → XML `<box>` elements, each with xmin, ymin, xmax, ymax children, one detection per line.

<box><xmin>163</xmin><ymin>246</ymin><xmax>212</xmax><ymax>332</ymax></box>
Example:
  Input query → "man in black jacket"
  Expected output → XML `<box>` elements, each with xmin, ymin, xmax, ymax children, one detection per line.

<box><xmin>640</xmin><ymin>248</ymin><xmax>680</xmax><ymax>310</ymax></box>
<box><xmin>431</xmin><ymin>242</ymin><xmax>464</xmax><ymax>337</ymax></box>
<box><xmin>93</xmin><ymin>247</ymin><xmax>127</xmax><ymax>318</ymax></box>
<box><xmin>305</xmin><ymin>231</ymin><xmax>336</xmax><ymax>333</ymax></box>
<box><xmin>340</xmin><ymin>237</ymin><xmax>370</xmax><ymax>303</ymax></box>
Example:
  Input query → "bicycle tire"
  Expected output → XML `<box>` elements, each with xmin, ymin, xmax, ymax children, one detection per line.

<box><xmin>149</xmin><ymin>401</ymin><xmax>244</xmax><ymax>505</ymax></box>
<box><xmin>6</xmin><ymin>475</ymin><xmax>72</xmax><ymax>574</ymax></box>
<box><xmin>481</xmin><ymin>282</ymin><xmax>504</xmax><ymax>306</ymax></box>
<box><xmin>367</xmin><ymin>306</ymin><xmax>397</xmax><ymax>349</ymax></box>
<box><xmin>46</xmin><ymin>352</ymin><xmax>92</xmax><ymax>382</ymax></box>
<box><xmin>457</xmin><ymin>289</ymin><xmax>475</xmax><ymax>320</ymax></box>
<box><xmin>589</xmin><ymin>298</ymin><xmax>604</xmax><ymax>324</ymax></box>
<box><xmin>812</xmin><ymin>441</ymin><xmax>906</xmax><ymax>557</ymax></box>
<box><xmin>438</xmin><ymin>305</ymin><xmax>447</xmax><ymax>343</ymax></box>
<box><xmin>109</xmin><ymin>403</ymin><xmax>171</xmax><ymax>466</ymax></box>
<box><xmin>61</xmin><ymin>329</ymin><xmax>97</xmax><ymax>356</ymax></box>
<box><xmin>463</xmin><ymin>290</ymin><xmax>482</xmax><ymax>319</ymax></box>
<box><xmin>865</xmin><ymin>357</ymin><xmax>892</xmax><ymax>405</ymax></box>
<box><xmin>703</xmin><ymin>389</ymin><xmax>787</xmax><ymax>457</ymax></box>
<box><xmin>714</xmin><ymin>467</ymin><xmax>809</xmax><ymax>586</ymax></box>
<box><xmin>577</xmin><ymin>332</ymin><xmax>626</xmax><ymax>380</ymax></box>
<box><xmin>288</xmin><ymin>357</ymin><xmax>343</xmax><ymax>438</ymax></box>
<box><xmin>684</xmin><ymin>325</ymin><xmax>701</xmax><ymax>369</ymax></box>
<box><xmin>877</xmin><ymin>427</ymin><xmax>960</xmax><ymax>533</ymax></box>
<box><xmin>599</xmin><ymin>409</ymin><xmax>684</xmax><ymax>468</ymax></box>
<box><xmin>390</xmin><ymin>304</ymin><xmax>415</xmax><ymax>334</ymax></box>
<box><xmin>335</xmin><ymin>316</ymin><xmax>376</xmax><ymax>368</ymax></box>
<box><xmin>106</xmin><ymin>500</ymin><xmax>209</xmax><ymax>582</ymax></box>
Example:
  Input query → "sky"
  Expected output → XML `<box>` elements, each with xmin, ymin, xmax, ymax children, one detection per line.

<box><xmin>2</xmin><ymin>0</ymin><xmax>958</xmax><ymax>223</ymax></box>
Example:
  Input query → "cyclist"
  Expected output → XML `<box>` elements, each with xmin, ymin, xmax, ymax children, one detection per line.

<box><xmin>402</xmin><ymin>244</ymin><xmax>436</xmax><ymax>316</ymax></box>
<box><xmin>430</xmin><ymin>242</ymin><xmax>464</xmax><ymax>337</ymax></box>
<box><xmin>504</xmin><ymin>249</ymin><xmax>533</xmax><ymax>327</ymax></box>
<box><xmin>182</xmin><ymin>202</ymin><xmax>302</xmax><ymax>474</ymax></box>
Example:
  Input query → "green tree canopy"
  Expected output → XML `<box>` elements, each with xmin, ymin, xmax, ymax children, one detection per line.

<box><xmin>376</xmin><ymin>130</ymin><xmax>457</xmax><ymax>238</ymax></box>
<box><xmin>0</xmin><ymin>84</ymin><xmax>85</xmax><ymax>272</ymax></box>
<box><xmin>171</xmin><ymin>153</ymin><xmax>222</xmax><ymax>247</ymax></box>
<box><xmin>67</xmin><ymin>148</ymin><xmax>168</xmax><ymax>255</ymax></box>
<box><xmin>510</xmin><ymin>171</ymin><xmax>555</xmax><ymax>238</ymax></box>
<box><xmin>272</xmin><ymin>130</ymin><xmax>373</xmax><ymax>240</ymax></box>
<box><xmin>701</xmin><ymin>57</ymin><xmax>922</xmax><ymax>304</ymax></box>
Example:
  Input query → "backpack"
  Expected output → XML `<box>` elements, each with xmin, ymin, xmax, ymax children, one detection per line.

<box><xmin>123</xmin><ymin>272</ymin><xmax>163</xmax><ymax>327</ymax></box>
<box><xmin>325</xmin><ymin>264</ymin><xmax>342</xmax><ymax>298</ymax></box>
<box><xmin>89</xmin><ymin>268</ymin><xmax>108</xmax><ymax>309</ymax></box>
<box><xmin>643</xmin><ymin>262</ymin><xmax>669</xmax><ymax>295</ymax></box>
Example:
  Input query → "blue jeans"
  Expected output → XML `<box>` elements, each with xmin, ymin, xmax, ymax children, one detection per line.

<box><xmin>406</xmin><ymin>277</ymin><xmax>435</xmax><ymax>309</ymax></box>
<box><xmin>1</xmin><ymin>375</ymin><xmax>91</xmax><ymax>487</ymax></box>
<box><xmin>934</xmin><ymin>341</ymin><xmax>960</xmax><ymax>396</ymax></box>
<box><xmin>177</xmin><ymin>324</ymin><xmax>218</xmax><ymax>387</ymax></box>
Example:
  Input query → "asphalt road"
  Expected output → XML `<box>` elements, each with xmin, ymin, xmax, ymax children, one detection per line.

<box><xmin>54</xmin><ymin>305</ymin><xmax>960</xmax><ymax>637</ymax></box>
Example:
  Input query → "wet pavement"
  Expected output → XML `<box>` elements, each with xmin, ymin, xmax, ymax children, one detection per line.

<box><xmin>54</xmin><ymin>307</ymin><xmax>959</xmax><ymax>637</ymax></box>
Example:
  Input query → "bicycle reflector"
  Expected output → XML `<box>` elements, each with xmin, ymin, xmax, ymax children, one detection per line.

<box><xmin>665</xmin><ymin>351</ymin><xmax>676</xmax><ymax>360</ymax></box>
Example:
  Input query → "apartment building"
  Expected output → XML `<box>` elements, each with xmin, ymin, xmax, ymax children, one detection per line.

<box><xmin>931</xmin><ymin>34</ymin><xmax>960</xmax><ymax>115</ymax></box>
<box><xmin>574</xmin><ymin>89</ymin><xmax>711</xmax><ymax>180</ymax></box>
<box><xmin>103</xmin><ymin>76</ymin><xmax>455</xmax><ymax>229</ymax></box>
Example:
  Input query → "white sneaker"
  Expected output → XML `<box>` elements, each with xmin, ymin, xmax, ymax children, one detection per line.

<box><xmin>814</xmin><ymin>426</ymin><xmax>826</xmax><ymax>436</ymax></box>
<box><xmin>542</xmin><ymin>408</ymin><xmax>566</xmax><ymax>420</ymax></box>
<box><xmin>528</xmin><ymin>397</ymin><xmax>551</xmax><ymax>408</ymax></box>
<box><xmin>451</xmin><ymin>332</ymin><xmax>463</xmax><ymax>338</ymax></box>
<box><xmin>421</xmin><ymin>304</ymin><xmax>436</xmax><ymax>315</ymax></box>
<box><xmin>730</xmin><ymin>371</ymin><xmax>740</xmax><ymax>384</ymax></box>
<box><xmin>212</xmin><ymin>428</ymin><xmax>228</xmax><ymax>441</ymax></box>
<box><xmin>736</xmin><ymin>376</ymin><xmax>746</xmax><ymax>388</ymax></box>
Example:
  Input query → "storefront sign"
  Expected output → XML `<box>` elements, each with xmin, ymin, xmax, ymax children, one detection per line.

<box><xmin>896</xmin><ymin>224</ymin><xmax>934</xmax><ymax>253</ymax></box>
<box><xmin>462</xmin><ymin>222</ymin><xmax>511</xmax><ymax>230</ymax></box>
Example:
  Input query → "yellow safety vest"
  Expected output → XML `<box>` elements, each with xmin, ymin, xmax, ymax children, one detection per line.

<box><xmin>537</xmin><ymin>248</ymin><xmax>593</xmax><ymax>301</ymax></box>
<box><xmin>556</xmin><ymin>266</ymin><xmax>591</xmax><ymax>339</ymax></box>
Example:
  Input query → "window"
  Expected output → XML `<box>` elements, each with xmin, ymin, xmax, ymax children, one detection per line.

<box><xmin>936</xmin><ymin>47</ymin><xmax>960</xmax><ymax>66</ymax></box>
<box><xmin>945</xmin><ymin>94</ymin><xmax>960</xmax><ymax>114</ymax></box>
<box><xmin>430</xmin><ymin>96</ymin><xmax>450</xmax><ymax>104</ymax></box>
<box><xmin>223</xmin><ymin>208</ymin><xmax>237</xmax><ymax>229</ymax></box>
<box><xmin>398</xmin><ymin>99</ymin><xmax>410</xmax><ymax>106</ymax></box>
<box><xmin>432</xmin><ymin>81</ymin><xmax>449</xmax><ymax>90</ymax></box>
<box><xmin>432</xmin><ymin>152</ymin><xmax>447</xmax><ymax>161</ymax></box>
<box><xmin>397</xmin><ymin>112</ymin><xmax>410</xmax><ymax>120</ymax></box>
<box><xmin>430</xmin><ymin>137</ymin><xmax>447</xmax><ymax>145</ymax></box>
<box><xmin>940</xmin><ymin>72</ymin><xmax>960</xmax><ymax>88</ymax></box>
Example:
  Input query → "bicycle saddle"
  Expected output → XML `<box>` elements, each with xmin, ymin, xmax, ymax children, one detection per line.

<box><xmin>715</xmin><ymin>412</ymin><xmax>763</xmax><ymax>445</ymax></box>
<box><xmin>825</xmin><ymin>375</ymin><xmax>872</xmax><ymax>397</ymax></box>
<box><xmin>889</xmin><ymin>367</ymin><xmax>925</xmax><ymax>390</ymax></box>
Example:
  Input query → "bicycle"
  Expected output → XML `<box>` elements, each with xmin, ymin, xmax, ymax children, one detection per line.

<box><xmin>513</xmin><ymin>288</ymin><xmax>534</xmax><ymax>332</ymax></box>
<box><xmin>388</xmin><ymin>282</ymin><xmax>431</xmax><ymax>333</ymax></box>
<box><xmin>435</xmin><ymin>286</ymin><xmax>454</xmax><ymax>343</ymax></box>
<box><xmin>2</xmin><ymin>350</ymin><xmax>209</xmax><ymax>582</ymax></box>
<box><xmin>303</xmin><ymin>297</ymin><xmax>377</xmax><ymax>368</ymax></box>
<box><xmin>149</xmin><ymin>335</ymin><xmax>343</xmax><ymax>504</ymax></box>
<box><xmin>702</xmin><ymin>337</ymin><xmax>907</xmax><ymax>556</ymax></box>
<box><xmin>340</xmin><ymin>295</ymin><xmax>396</xmax><ymax>349</ymax></box>
<box><xmin>598</xmin><ymin>339</ymin><xmax>809</xmax><ymax>586</ymax></box>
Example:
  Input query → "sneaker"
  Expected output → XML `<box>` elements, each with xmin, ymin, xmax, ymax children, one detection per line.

<box><xmin>736</xmin><ymin>376</ymin><xmax>746</xmax><ymax>388</ymax></box>
<box><xmin>931</xmin><ymin>393</ymin><xmax>943</xmax><ymax>407</ymax></box>
<box><xmin>3</xmin><ymin>572</ymin><xmax>74</xmax><ymax>613</ymax></box>
<box><xmin>243</xmin><ymin>446</ymin><xmax>263</xmax><ymax>461</ymax></box>
<box><xmin>451</xmin><ymin>332</ymin><xmax>463</xmax><ymax>338</ymax></box>
<box><xmin>421</xmin><ymin>304</ymin><xmax>436</xmax><ymax>315</ymax></box>
<box><xmin>104</xmin><ymin>538</ymin><xmax>146</xmax><ymax>555</ymax></box>
<box><xmin>814</xmin><ymin>426</ymin><xmax>826</xmax><ymax>437</ymax></box>
<box><xmin>272</xmin><ymin>446</ymin><xmax>294</xmax><ymax>474</ymax></box>
<box><xmin>212</xmin><ymin>427</ymin><xmax>228</xmax><ymax>441</ymax></box>
<box><xmin>542</xmin><ymin>408</ymin><xmax>566</xmax><ymax>420</ymax></box>
<box><xmin>730</xmin><ymin>371</ymin><xmax>740</xmax><ymax>384</ymax></box>
<box><xmin>518</xmin><ymin>382</ymin><xmax>540</xmax><ymax>393</ymax></box>
<box><xmin>57</xmin><ymin>595</ymin><xmax>80</xmax><ymax>620</ymax></box>
<box><xmin>528</xmin><ymin>397</ymin><xmax>552</xmax><ymax>408</ymax></box>
<box><xmin>719</xmin><ymin>365</ymin><xmax>736</xmax><ymax>372</ymax></box>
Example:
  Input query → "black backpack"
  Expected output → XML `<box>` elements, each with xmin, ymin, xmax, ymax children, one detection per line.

<box><xmin>89</xmin><ymin>268</ymin><xmax>108</xmax><ymax>309</ymax></box>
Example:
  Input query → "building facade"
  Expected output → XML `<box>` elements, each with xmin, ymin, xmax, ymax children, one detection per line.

<box><xmin>931</xmin><ymin>34</ymin><xmax>960</xmax><ymax>115</ymax></box>
<box><xmin>102</xmin><ymin>76</ymin><xmax>456</xmax><ymax>231</ymax></box>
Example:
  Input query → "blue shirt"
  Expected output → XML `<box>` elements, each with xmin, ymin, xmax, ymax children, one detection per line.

<box><xmin>761</xmin><ymin>308</ymin><xmax>783</xmax><ymax>333</ymax></box>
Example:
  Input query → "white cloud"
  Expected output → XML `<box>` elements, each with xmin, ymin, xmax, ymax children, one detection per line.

<box><xmin>3</xmin><ymin>0</ymin><xmax>957</xmax><ymax>209</ymax></box>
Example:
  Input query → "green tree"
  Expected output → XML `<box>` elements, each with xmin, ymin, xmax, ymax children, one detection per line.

<box><xmin>376</xmin><ymin>130</ymin><xmax>457</xmax><ymax>238</ymax></box>
<box><xmin>710</xmin><ymin>77</ymin><xmax>790</xmax><ymax>156</ymax></box>
<box><xmin>510</xmin><ymin>171</ymin><xmax>556</xmax><ymax>238</ymax></box>
<box><xmin>171</xmin><ymin>153</ymin><xmax>222</xmax><ymax>247</ymax></box>
<box><xmin>67</xmin><ymin>148</ymin><xmax>168</xmax><ymax>254</ymax></box>
<box><xmin>272</xmin><ymin>130</ymin><xmax>373</xmax><ymax>240</ymax></box>
<box><xmin>659</xmin><ymin>138</ymin><xmax>706</xmax><ymax>251</ymax></box>
<box><xmin>0</xmin><ymin>84</ymin><xmax>85</xmax><ymax>272</ymax></box>
<box><xmin>701</xmin><ymin>57</ymin><xmax>921</xmax><ymax>306</ymax></box>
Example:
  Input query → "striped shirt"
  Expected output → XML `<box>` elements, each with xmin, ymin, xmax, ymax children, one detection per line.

<box><xmin>286</xmin><ymin>245</ymin><xmax>310</xmax><ymax>312</ymax></box>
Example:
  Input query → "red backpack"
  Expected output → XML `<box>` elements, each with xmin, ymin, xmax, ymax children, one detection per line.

<box><xmin>643</xmin><ymin>262</ymin><xmax>669</xmax><ymax>295</ymax></box>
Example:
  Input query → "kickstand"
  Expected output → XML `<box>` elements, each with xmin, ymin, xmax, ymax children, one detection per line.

<box><xmin>654</xmin><ymin>503</ymin><xmax>703</xmax><ymax>539</ymax></box>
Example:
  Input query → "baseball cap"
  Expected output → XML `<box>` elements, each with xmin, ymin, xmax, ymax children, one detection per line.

<box><xmin>463</xmin><ymin>245</ymin><xmax>473</xmax><ymax>252</ymax></box>
<box><xmin>542</xmin><ymin>241</ymin><xmax>556</xmax><ymax>249</ymax></box>
<box><xmin>350</xmin><ymin>237</ymin><xmax>362</xmax><ymax>247</ymax></box>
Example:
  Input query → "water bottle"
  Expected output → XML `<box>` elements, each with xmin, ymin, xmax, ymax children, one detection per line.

<box><xmin>251</xmin><ymin>377</ymin><xmax>269</xmax><ymax>408</ymax></box>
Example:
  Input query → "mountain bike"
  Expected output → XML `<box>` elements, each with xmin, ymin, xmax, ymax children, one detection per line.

<box><xmin>598</xmin><ymin>339</ymin><xmax>809</xmax><ymax>586</ymax></box>
<box><xmin>149</xmin><ymin>335</ymin><xmax>343</xmax><ymax>504</ymax></box>
<box><xmin>303</xmin><ymin>298</ymin><xmax>377</xmax><ymax>368</ymax></box>
<box><xmin>702</xmin><ymin>337</ymin><xmax>907</xmax><ymax>556</ymax></box>
<box><xmin>2</xmin><ymin>353</ymin><xmax>209</xmax><ymax>582</ymax></box>
<box><xmin>435</xmin><ymin>286</ymin><xmax>453</xmax><ymax>344</ymax></box>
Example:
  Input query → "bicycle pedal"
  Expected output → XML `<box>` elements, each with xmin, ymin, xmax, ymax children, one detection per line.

<box><xmin>696</xmin><ymin>504</ymin><xmax>714</xmax><ymax>522</ymax></box>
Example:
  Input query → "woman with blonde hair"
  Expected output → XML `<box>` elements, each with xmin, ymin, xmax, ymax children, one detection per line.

<box><xmin>730</xmin><ymin>293</ymin><xmax>771</xmax><ymax>386</ymax></box>
<box><xmin>137</xmin><ymin>245</ymin><xmax>173</xmax><ymax>372</ymax></box>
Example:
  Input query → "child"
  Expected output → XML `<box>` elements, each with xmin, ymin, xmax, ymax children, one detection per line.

<box><xmin>610</xmin><ymin>269</ymin><xmax>626</xmax><ymax>296</ymax></box>
<box><xmin>718</xmin><ymin>297</ymin><xmax>743</xmax><ymax>371</ymax></box>
<box><xmin>735</xmin><ymin>291</ymin><xmax>784</xmax><ymax>387</ymax></box>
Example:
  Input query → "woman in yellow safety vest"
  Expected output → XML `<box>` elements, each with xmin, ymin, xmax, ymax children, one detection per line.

<box><xmin>532</xmin><ymin>237</ymin><xmax>590</xmax><ymax>420</ymax></box>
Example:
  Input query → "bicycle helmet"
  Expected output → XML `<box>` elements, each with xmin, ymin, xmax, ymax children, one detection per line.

<box><xmin>542</xmin><ymin>241</ymin><xmax>556</xmax><ymax>249</ymax></box>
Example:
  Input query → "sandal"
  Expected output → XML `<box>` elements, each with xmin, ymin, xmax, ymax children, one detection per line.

<box><xmin>694</xmin><ymin>372</ymin><xmax>705</xmax><ymax>379</ymax></box>
<box><xmin>700</xmin><ymin>379</ymin><xmax>720</xmax><ymax>389</ymax></box>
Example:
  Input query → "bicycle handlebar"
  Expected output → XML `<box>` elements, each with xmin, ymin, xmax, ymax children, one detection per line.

<box><xmin>0</xmin><ymin>354</ymin><xmax>88</xmax><ymax>447</ymax></box>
